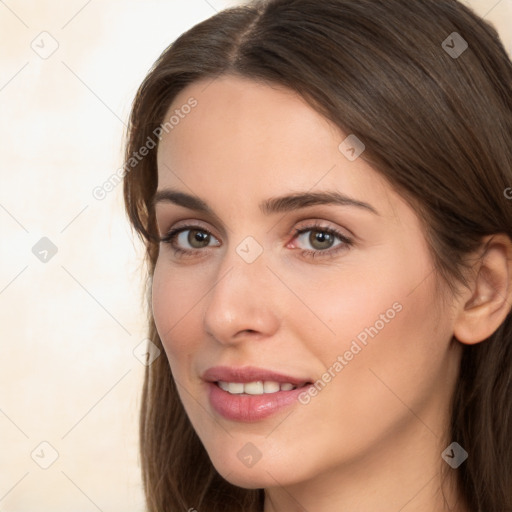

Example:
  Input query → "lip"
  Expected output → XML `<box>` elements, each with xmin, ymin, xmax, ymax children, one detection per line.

<box><xmin>202</xmin><ymin>365</ymin><xmax>311</xmax><ymax>386</ymax></box>
<box><xmin>203</xmin><ymin>366</ymin><xmax>314</xmax><ymax>422</ymax></box>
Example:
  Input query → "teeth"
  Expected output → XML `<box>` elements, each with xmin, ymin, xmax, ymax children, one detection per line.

<box><xmin>218</xmin><ymin>381</ymin><xmax>243</xmax><ymax>393</ymax></box>
<box><xmin>244</xmin><ymin>381</ymin><xmax>264</xmax><ymax>394</ymax></box>
<box><xmin>263</xmin><ymin>381</ymin><xmax>280</xmax><ymax>393</ymax></box>
<box><xmin>217</xmin><ymin>380</ymin><xmax>298</xmax><ymax>395</ymax></box>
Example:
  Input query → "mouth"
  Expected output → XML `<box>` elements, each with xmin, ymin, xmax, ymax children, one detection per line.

<box><xmin>202</xmin><ymin>365</ymin><xmax>313</xmax><ymax>390</ymax></box>
<box><xmin>215</xmin><ymin>380</ymin><xmax>312</xmax><ymax>395</ymax></box>
<box><xmin>202</xmin><ymin>366</ymin><xmax>315</xmax><ymax>422</ymax></box>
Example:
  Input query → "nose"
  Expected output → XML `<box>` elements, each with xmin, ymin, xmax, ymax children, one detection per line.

<box><xmin>202</xmin><ymin>244</ymin><xmax>280</xmax><ymax>345</ymax></box>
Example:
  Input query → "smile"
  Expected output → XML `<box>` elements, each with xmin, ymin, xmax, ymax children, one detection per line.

<box><xmin>216</xmin><ymin>380</ymin><xmax>304</xmax><ymax>394</ymax></box>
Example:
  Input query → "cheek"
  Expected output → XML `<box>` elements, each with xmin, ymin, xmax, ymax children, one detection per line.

<box><xmin>280</xmin><ymin>251</ymin><xmax>421</xmax><ymax>358</ymax></box>
<box><xmin>308</xmin><ymin>266</ymin><xmax>452</xmax><ymax>433</ymax></box>
<box><xmin>151</xmin><ymin>259</ymin><xmax>207</xmax><ymax>365</ymax></box>
<box><xmin>296</xmin><ymin>242</ymin><xmax>449</xmax><ymax>404</ymax></box>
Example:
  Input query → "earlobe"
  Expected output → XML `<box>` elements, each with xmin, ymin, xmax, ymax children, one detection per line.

<box><xmin>453</xmin><ymin>234</ymin><xmax>512</xmax><ymax>345</ymax></box>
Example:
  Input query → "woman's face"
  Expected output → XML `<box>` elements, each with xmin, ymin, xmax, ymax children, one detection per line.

<box><xmin>152</xmin><ymin>75</ymin><xmax>462</xmax><ymax>495</ymax></box>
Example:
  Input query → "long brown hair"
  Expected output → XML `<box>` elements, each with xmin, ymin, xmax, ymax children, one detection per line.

<box><xmin>123</xmin><ymin>1</ymin><xmax>512</xmax><ymax>510</ymax></box>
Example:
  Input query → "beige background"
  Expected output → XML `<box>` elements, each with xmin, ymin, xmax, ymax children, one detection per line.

<box><xmin>0</xmin><ymin>1</ymin><xmax>510</xmax><ymax>510</ymax></box>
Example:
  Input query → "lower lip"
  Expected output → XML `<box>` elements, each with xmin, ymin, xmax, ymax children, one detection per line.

<box><xmin>207</xmin><ymin>382</ymin><xmax>312</xmax><ymax>422</ymax></box>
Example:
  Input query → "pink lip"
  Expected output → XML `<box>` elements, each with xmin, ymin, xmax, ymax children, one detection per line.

<box><xmin>203</xmin><ymin>366</ymin><xmax>313</xmax><ymax>422</ymax></box>
<box><xmin>202</xmin><ymin>365</ymin><xmax>311</xmax><ymax>386</ymax></box>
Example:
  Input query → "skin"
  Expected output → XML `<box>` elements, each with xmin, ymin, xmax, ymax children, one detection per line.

<box><xmin>151</xmin><ymin>75</ymin><xmax>512</xmax><ymax>511</ymax></box>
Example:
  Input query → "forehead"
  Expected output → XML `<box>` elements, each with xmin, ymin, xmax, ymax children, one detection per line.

<box><xmin>155</xmin><ymin>75</ymin><xmax>403</xmax><ymax>223</ymax></box>
<box><xmin>157</xmin><ymin>75</ymin><xmax>339</xmax><ymax>168</ymax></box>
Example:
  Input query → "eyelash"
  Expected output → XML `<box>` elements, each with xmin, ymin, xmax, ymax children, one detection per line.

<box><xmin>159</xmin><ymin>222</ymin><xmax>353</xmax><ymax>260</ymax></box>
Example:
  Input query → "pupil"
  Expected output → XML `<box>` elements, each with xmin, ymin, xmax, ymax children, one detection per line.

<box><xmin>190</xmin><ymin>230</ymin><xmax>209</xmax><ymax>248</ymax></box>
<box><xmin>311</xmin><ymin>231</ymin><xmax>332</xmax><ymax>249</ymax></box>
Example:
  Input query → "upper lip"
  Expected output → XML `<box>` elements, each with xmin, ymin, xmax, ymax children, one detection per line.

<box><xmin>202</xmin><ymin>366</ymin><xmax>312</xmax><ymax>386</ymax></box>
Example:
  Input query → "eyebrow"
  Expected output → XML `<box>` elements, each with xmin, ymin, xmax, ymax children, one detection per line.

<box><xmin>152</xmin><ymin>189</ymin><xmax>379</xmax><ymax>217</ymax></box>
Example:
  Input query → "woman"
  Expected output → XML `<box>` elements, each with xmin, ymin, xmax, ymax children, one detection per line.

<box><xmin>123</xmin><ymin>0</ymin><xmax>512</xmax><ymax>510</ymax></box>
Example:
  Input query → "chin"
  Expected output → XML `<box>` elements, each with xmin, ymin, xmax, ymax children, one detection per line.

<box><xmin>213</xmin><ymin>463</ymin><xmax>279</xmax><ymax>489</ymax></box>
<box><xmin>204</xmin><ymin>443</ymin><xmax>305</xmax><ymax>490</ymax></box>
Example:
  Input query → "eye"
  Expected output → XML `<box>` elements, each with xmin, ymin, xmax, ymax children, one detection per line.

<box><xmin>159</xmin><ymin>222</ymin><xmax>353</xmax><ymax>260</ymax></box>
<box><xmin>159</xmin><ymin>225</ymin><xmax>220</xmax><ymax>257</ymax></box>
<box><xmin>291</xmin><ymin>223</ymin><xmax>353</xmax><ymax>259</ymax></box>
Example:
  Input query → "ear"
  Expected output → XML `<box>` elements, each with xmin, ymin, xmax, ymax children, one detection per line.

<box><xmin>453</xmin><ymin>234</ymin><xmax>512</xmax><ymax>345</ymax></box>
